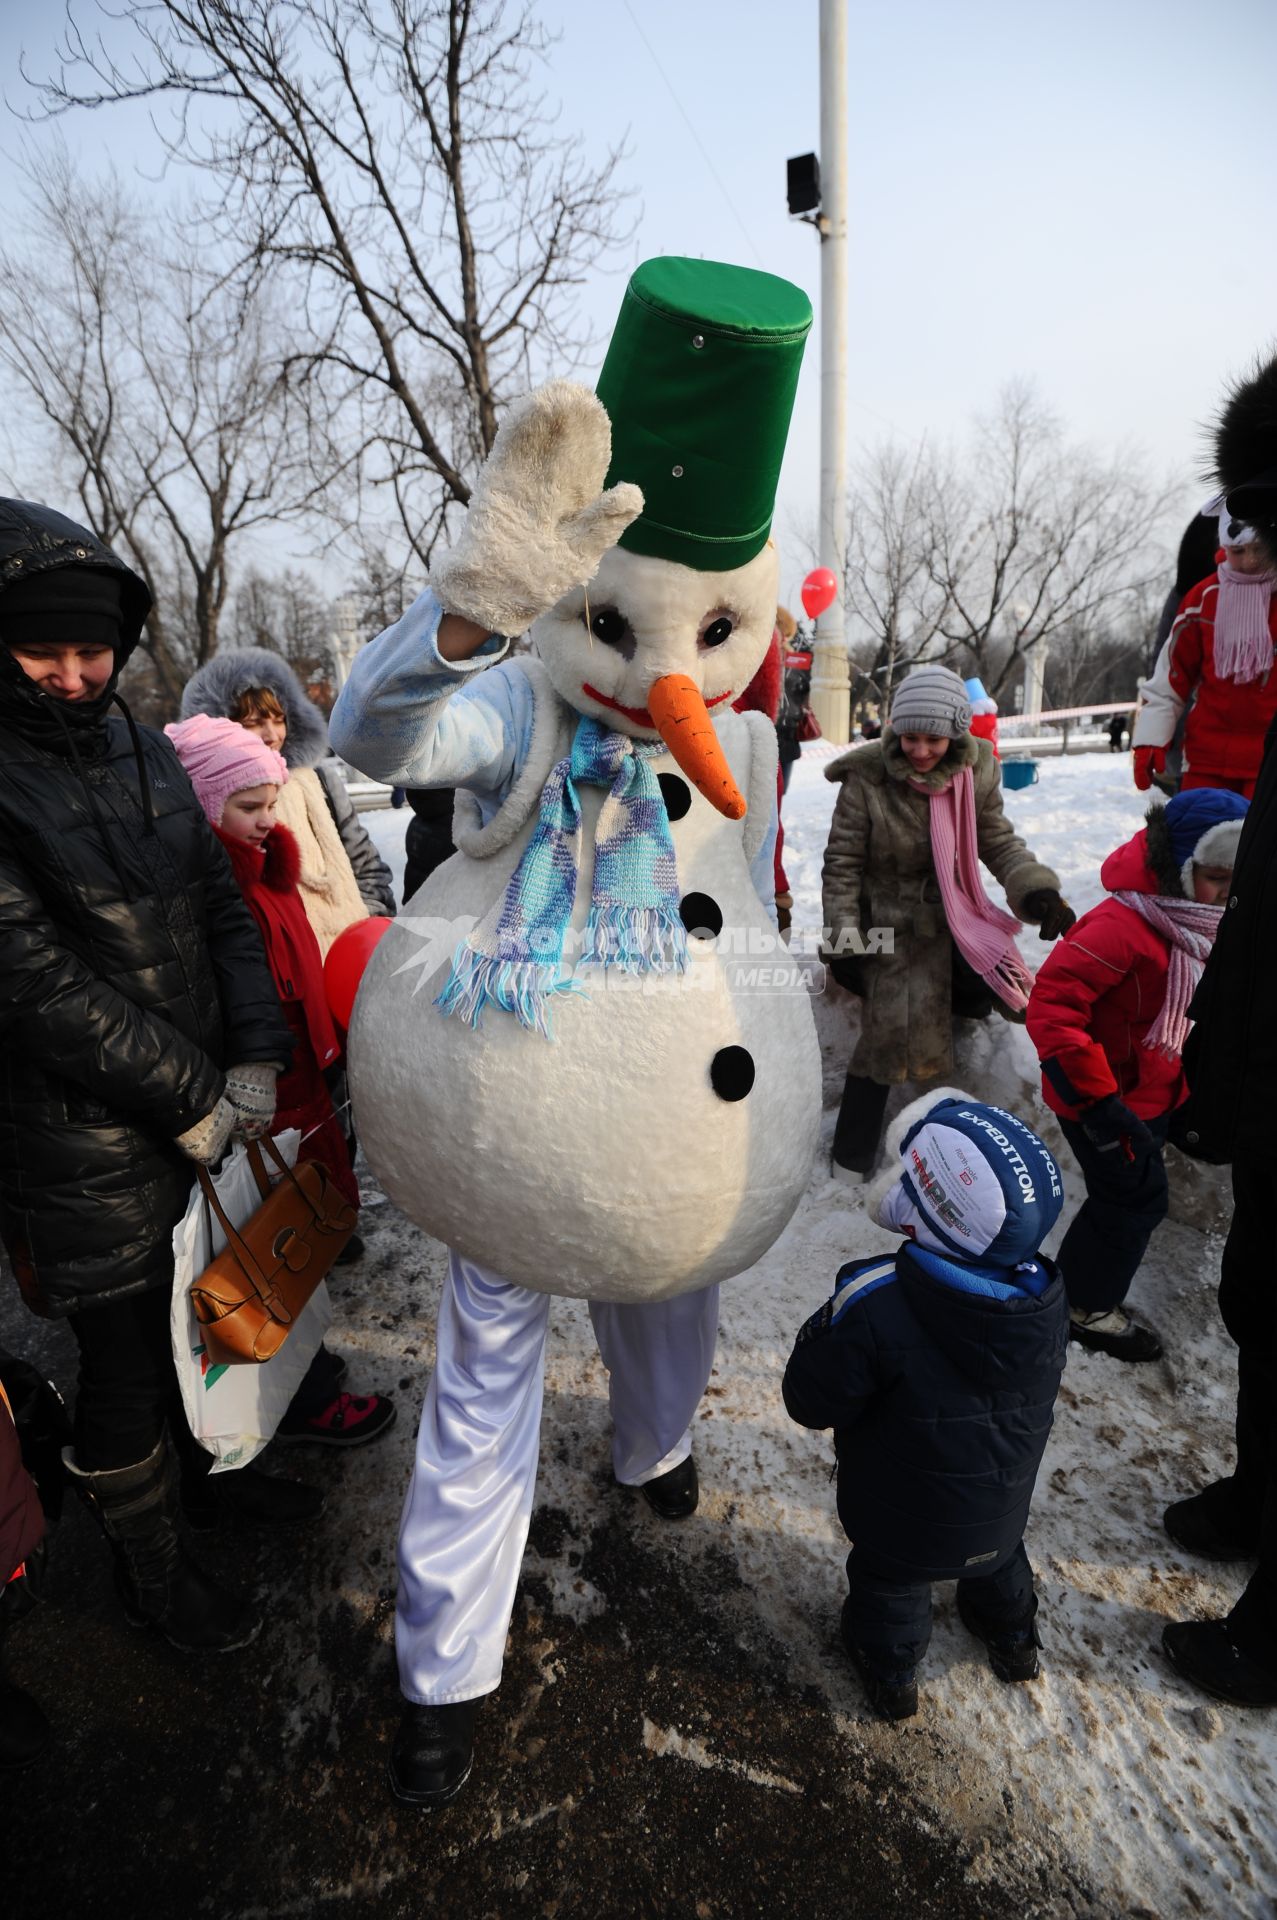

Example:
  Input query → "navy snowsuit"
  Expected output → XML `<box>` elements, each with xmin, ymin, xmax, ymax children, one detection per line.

<box><xmin>783</xmin><ymin>1240</ymin><xmax>1068</xmax><ymax>1667</ymax></box>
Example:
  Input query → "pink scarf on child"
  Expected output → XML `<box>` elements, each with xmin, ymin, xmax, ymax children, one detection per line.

<box><xmin>1213</xmin><ymin>562</ymin><xmax>1277</xmax><ymax>683</ymax></box>
<box><xmin>1110</xmin><ymin>892</ymin><xmax>1222</xmax><ymax>1057</ymax></box>
<box><xmin>920</xmin><ymin>765</ymin><xmax>1036</xmax><ymax>1012</ymax></box>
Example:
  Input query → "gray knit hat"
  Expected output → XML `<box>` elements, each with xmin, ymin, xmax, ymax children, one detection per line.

<box><xmin>888</xmin><ymin>666</ymin><xmax>972</xmax><ymax>738</ymax></box>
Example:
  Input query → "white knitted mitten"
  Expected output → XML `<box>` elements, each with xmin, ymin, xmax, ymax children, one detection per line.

<box><xmin>223</xmin><ymin>1062</ymin><xmax>281</xmax><ymax>1141</ymax></box>
<box><xmin>429</xmin><ymin>381</ymin><xmax>644</xmax><ymax>635</ymax></box>
<box><xmin>175</xmin><ymin>1096</ymin><xmax>237</xmax><ymax>1166</ymax></box>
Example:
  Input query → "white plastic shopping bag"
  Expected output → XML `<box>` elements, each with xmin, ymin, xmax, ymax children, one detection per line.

<box><xmin>170</xmin><ymin>1130</ymin><xmax>332</xmax><ymax>1472</ymax></box>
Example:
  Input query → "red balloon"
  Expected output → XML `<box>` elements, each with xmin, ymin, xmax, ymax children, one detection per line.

<box><xmin>801</xmin><ymin>567</ymin><xmax>838</xmax><ymax>620</ymax></box>
<box><xmin>324</xmin><ymin>916</ymin><xmax>393</xmax><ymax>1030</ymax></box>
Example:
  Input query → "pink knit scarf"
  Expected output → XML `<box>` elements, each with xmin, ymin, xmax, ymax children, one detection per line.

<box><xmin>1213</xmin><ymin>563</ymin><xmax>1277</xmax><ymax>683</ymax></box>
<box><xmin>1110</xmin><ymin>891</ymin><xmax>1222</xmax><ymax>1057</ymax></box>
<box><xmin>921</xmin><ymin>765</ymin><xmax>1036</xmax><ymax>1011</ymax></box>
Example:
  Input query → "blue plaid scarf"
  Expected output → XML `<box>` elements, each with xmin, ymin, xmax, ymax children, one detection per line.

<box><xmin>436</xmin><ymin>713</ymin><xmax>688</xmax><ymax>1036</ymax></box>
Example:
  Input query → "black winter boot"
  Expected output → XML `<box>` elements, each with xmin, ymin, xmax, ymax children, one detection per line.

<box><xmin>839</xmin><ymin>1601</ymin><xmax>919</xmax><ymax>1720</ymax></box>
<box><xmin>1162</xmin><ymin>1619</ymin><xmax>1277</xmax><ymax>1707</ymax></box>
<box><xmin>831</xmin><ymin>1074</ymin><xmax>889</xmax><ymax>1181</ymax></box>
<box><xmin>1164</xmin><ymin>1479</ymin><xmax>1261</xmax><ymax>1561</ymax></box>
<box><xmin>0</xmin><ymin>1666</ymin><xmax>50</xmax><ymax>1769</ymax></box>
<box><xmin>0</xmin><ymin>1605</ymin><xmax>51</xmax><ymax>1770</ymax></box>
<box><xmin>957</xmin><ymin>1589</ymin><xmax>1042</xmax><ymax>1682</ymax></box>
<box><xmin>64</xmin><ymin>1434</ymin><xmax>261</xmax><ymax>1653</ymax></box>
<box><xmin>389</xmin><ymin>1698</ymin><xmax>480</xmax><ymax>1809</ymax></box>
<box><xmin>180</xmin><ymin>1457</ymin><xmax>325</xmax><ymax>1533</ymax></box>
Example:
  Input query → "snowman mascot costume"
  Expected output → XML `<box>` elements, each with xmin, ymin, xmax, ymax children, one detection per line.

<box><xmin>331</xmin><ymin>258</ymin><xmax>821</xmax><ymax>1808</ymax></box>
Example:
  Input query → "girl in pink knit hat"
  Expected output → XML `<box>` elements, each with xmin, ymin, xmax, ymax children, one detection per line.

<box><xmin>166</xmin><ymin>715</ymin><xmax>395</xmax><ymax>1453</ymax></box>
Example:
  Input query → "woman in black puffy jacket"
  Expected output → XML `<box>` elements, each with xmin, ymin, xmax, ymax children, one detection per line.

<box><xmin>0</xmin><ymin>497</ymin><xmax>305</xmax><ymax>1656</ymax></box>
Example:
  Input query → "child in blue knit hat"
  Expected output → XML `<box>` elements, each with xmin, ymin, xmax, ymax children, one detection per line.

<box><xmin>783</xmin><ymin>1093</ymin><xmax>1068</xmax><ymax>1721</ymax></box>
<box><xmin>1027</xmin><ymin>786</ymin><xmax>1247</xmax><ymax>1361</ymax></box>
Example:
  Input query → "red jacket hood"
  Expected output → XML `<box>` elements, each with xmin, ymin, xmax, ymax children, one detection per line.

<box><xmin>215</xmin><ymin>822</ymin><xmax>302</xmax><ymax>892</ymax></box>
<box><xmin>1100</xmin><ymin>828</ymin><xmax>1159</xmax><ymax>897</ymax></box>
<box><xmin>732</xmin><ymin>631</ymin><xmax>782</xmax><ymax>722</ymax></box>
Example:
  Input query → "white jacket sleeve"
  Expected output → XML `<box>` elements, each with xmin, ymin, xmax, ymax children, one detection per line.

<box><xmin>1132</xmin><ymin>625</ymin><xmax>1187</xmax><ymax>750</ymax></box>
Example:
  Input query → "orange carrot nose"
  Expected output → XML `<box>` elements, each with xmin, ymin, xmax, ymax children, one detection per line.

<box><xmin>645</xmin><ymin>673</ymin><xmax>746</xmax><ymax>820</ymax></box>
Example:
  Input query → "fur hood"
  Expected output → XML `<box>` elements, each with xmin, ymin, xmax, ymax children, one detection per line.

<box><xmin>181</xmin><ymin>647</ymin><xmax>330</xmax><ymax>770</ymax></box>
<box><xmin>1141</xmin><ymin>802</ymin><xmax>1187</xmax><ymax>899</ymax></box>
<box><xmin>824</xmin><ymin>728</ymin><xmax>979</xmax><ymax>791</ymax></box>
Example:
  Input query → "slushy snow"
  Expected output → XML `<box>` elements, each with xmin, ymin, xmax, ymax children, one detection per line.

<box><xmin>357</xmin><ymin>745</ymin><xmax>1273</xmax><ymax>1915</ymax></box>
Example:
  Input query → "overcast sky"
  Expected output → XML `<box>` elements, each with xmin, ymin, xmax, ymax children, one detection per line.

<box><xmin>3</xmin><ymin>0</ymin><xmax>1275</xmax><ymax>602</ymax></box>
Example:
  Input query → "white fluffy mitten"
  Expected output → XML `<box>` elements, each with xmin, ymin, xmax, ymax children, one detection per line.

<box><xmin>175</xmin><ymin>1096</ymin><xmax>237</xmax><ymax>1166</ymax></box>
<box><xmin>223</xmin><ymin>1062</ymin><xmax>280</xmax><ymax>1142</ymax></box>
<box><xmin>430</xmin><ymin>381</ymin><xmax>644</xmax><ymax>635</ymax></box>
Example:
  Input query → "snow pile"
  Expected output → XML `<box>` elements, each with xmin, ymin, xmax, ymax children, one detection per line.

<box><xmin>360</xmin><ymin>751</ymin><xmax>1273</xmax><ymax>1914</ymax></box>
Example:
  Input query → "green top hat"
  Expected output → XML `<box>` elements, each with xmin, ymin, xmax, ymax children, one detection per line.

<box><xmin>596</xmin><ymin>257</ymin><xmax>812</xmax><ymax>573</ymax></box>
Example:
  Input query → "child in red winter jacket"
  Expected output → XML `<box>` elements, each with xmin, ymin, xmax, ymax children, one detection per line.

<box><xmin>1026</xmin><ymin>788</ymin><xmax>1247</xmax><ymax>1362</ymax></box>
<box><xmin>167</xmin><ymin>714</ymin><xmax>395</xmax><ymax>1449</ymax></box>
<box><xmin>1133</xmin><ymin>510</ymin><xmax>1277</xmax><ymax>798</ymax></box>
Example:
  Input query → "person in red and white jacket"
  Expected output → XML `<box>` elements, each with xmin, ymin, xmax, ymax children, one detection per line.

<box><xmin>1132</xmin><ymin>508</ymin><xmax>1277</xmax><ymax>799</ymax></box>
<box><xmin>1026</xmin><ymin>788</ymin><xmax>1247</xmax><ymax>1362</ymax></box>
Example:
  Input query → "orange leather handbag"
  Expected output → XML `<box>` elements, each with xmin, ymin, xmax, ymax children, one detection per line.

<box><xmin>190</xmin><ymin>1138</ymin><xmax>357</xmax><ymax>1364</ymax></box>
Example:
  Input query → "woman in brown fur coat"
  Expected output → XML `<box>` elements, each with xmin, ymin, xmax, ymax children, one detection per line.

<box><xmin>822</xmin><ymin>666</ymin><xmax>1073</xmax><ymax>1177</ymax></box>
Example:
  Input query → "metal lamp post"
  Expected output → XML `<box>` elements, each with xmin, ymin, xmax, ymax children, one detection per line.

<box><xmin>787</xmin><ymin>0</ymin><xmax>850</xmax><ymax>744</ymax></box>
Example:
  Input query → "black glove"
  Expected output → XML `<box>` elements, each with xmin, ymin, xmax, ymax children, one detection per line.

<box><xmin>1023</xmin><ymin>889</ymin><xmax>1076</xmax><ymax>940</ymax></box>
<box><xmin>1079</xmin><ymin>1095</ymin><xmax>1155</xmax><ymax>1162</ymax></box>
<box><xmin>828</xmin><ymin>953</ymin><xmax>869</xmax><ymax>996</ymax></box>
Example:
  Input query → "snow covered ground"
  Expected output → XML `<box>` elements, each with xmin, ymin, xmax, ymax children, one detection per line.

<box><xmin>360</xmin><ymin>750</ymin><xmax>1274</xmax><ymax>1915</ymax></box>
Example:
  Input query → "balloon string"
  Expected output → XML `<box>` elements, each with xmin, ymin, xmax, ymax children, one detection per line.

<box><xmin>299</xmin><ymin>1097</ymin><xmax>353</xmax><ymax>1147</ymax></box>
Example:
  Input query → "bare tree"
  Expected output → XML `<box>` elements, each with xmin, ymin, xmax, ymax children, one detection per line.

<box><xmin>927</xmin><ymin>382</ymin><xmax>1174</xmax><ymax>704</ymax></box>
<box><xmin>228</xmin><ymin>568</ymin><xmax>336</xmax><ymax>687</ymax></box>
<box><xmin>0</xmin><ymin>156</ymin><xmax>322</xmax><ymax>709</ymax></box>
<box><xmin>1041</xmin><ymin>578</ymin><xmax>1163</xmax><ymax>712</ymax></box>
<box><xmin>842</xmin><ymin>441</ymin><xmax>954</xmax><ymax>701</ymax></box>
<box><xmin>35</xmin><ymin>0</ymin><xmax>633</xmax><ymax>563</ymax></box>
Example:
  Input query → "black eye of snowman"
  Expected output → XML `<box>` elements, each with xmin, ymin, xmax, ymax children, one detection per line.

<box><xmin>586</xmin><ymin>607</ymin><xmax>629</xmax><ymax>646</ymax></box>
<box><xmin>698</xmin><ymin>615</ymin><xmax>736</xmax><ymax>650</ymax></box>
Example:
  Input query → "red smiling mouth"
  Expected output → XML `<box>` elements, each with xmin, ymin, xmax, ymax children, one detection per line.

<box><xmin>582</xmin><ymin>683</ymin><xmax>735</xmax><ymax>729</ymax></box>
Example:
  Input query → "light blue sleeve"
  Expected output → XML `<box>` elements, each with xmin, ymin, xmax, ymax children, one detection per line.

<box><xmin>329</xmin><ymin>587</ymin><xmax>529</xmax><ymax>795</ymax></box>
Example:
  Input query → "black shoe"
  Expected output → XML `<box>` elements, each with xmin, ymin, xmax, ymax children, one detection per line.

<box><xmin>335</xmin><ymin>1233</ymin><xmax>366</xmax><ymax>1267</ymax></box>
<box><xmin>1162</xmin><ymin>1619</ymin><xmax>1277</xmax><ymax>1707</ymax></box>
<box><xmin>1068</xmin><ymin>1306</ymin><xmax>1163</xmax><ymax>1362</ymax></box>
<box><xmin>389</xmin><ymin>1699</ymin><xmax>480</xmax><ymax>1809</ymax></box>
<box><xmin>638</xmin><ymin>1455</ymin><xmax>698</xmax><ymax>1520</ymax></box>
<box><xmin>1164</xmin><ymin>1483</ymin><xmax>1261</xmax><ymax>1562</ymax></box>
<box><xmin>957</xmin><ymin>1591</ymin><xmax>1041</xmax><ymax>1683</ymax></box>
<box><xmin>182</xmin><ymin>1462</ymin><xmax>326</xmax><ymax>1532</ymax></box>
<box><xmin>0</xmin><ymin>1678</ymin><xmax>52</xmax><ymax>1769</ymax></box>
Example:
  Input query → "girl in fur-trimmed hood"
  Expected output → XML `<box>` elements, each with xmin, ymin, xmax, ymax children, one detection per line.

<box><xmin>181</xmin><ymin>647</ymin><xmax>396</xmax><ymax>954</ymax></box>
<box><xmin>822</xmin><ymin>665</ymin><xmax>1071</xmax><ymax>1179</ymax></box>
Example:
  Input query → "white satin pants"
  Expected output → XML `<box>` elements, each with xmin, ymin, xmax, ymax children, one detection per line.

<box><xmin>395</xmin><ymin>1248</ymin><xmax>720</xmax><ymax>1705</ymax></box>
